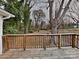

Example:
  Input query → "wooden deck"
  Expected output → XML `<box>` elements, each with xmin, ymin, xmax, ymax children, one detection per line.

<box><xmin>1</xmin><ymin>33</ymin><xmax>79</xmax><ymax>59</ymax></box>
<box><xmin>0</xmin><ymin>47</ymin><xmax>79</xmax><ymax>59</ymax></box>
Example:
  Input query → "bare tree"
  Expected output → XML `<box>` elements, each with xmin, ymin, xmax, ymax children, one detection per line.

<box><xmin>66</xmin><ymin>0</ymin><xmax>79</xmax><ymax>28</ymax></box>
<box><xmin>33</xmin><ymin>9</ymin><xmax>46</xmax><ymax>31</ymax></box>
<box><xmin>48</xmin><ymin>0</ymin><xmax>72</xmax><ymax>34</ymax></box>
<box><xmin>46</xmin><ymin>0</ymin><xmax>72</xmax><ymax>46</ymax></box>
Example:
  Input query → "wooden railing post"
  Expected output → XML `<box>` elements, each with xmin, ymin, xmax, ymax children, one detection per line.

<box><xmin>76</xmin><ymin>35</ymin><xmax>78</xmax><ymax>48</ymax></box>
<box><xmin>6</xmin><ymin>35</ymin><xmax>9</xmax><ymax>51</ymax></box>
<box><xmin>2</xmin><ymin>36</ymin><xmax>8</xmax><ymax>53</ymax></box>
<box><xmin>58</xmin><ymin>35</ymin><xmax>61</xmax><ymax>48</ymax></box>
<box><xmin>3</xmin><ymin>35</ymin><xmax>9</xmax><ymax>52</ymax></box>
<box><xmin>72</xmin><ymin>34</ymin><xmax>76</xmax><ymax>48</ymax></box>
<box><xmin>23</xmin><ymin>35</ymin><xmax>26</xmax><ymax>51</ymax></box>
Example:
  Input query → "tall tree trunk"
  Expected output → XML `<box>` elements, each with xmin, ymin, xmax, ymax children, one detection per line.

<box><xmin>49</xmin><ymin>0</ymin><xmax>54</xmax><ymax>29</ymax></box>
<box><xmin>49</xmin><ymin>0</ymin><xmax>57</xmax><ymax>46</ymax></box>
<box><xmin>49</xmin><ymin>0</ymin><xmax>72</xmax><ymax>46</ymax></box>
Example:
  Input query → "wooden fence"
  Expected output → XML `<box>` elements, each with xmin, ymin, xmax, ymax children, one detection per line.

<box><xmin>2</xmin><ymin>33</ymin><xmax>79</xmax><ymax>52</ymax></box>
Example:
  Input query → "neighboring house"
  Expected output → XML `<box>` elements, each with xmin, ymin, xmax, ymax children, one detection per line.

<box><xmin>0</xmin><ymin>8</ymin><xmax>15</xmax><ymax>54</ymax></box>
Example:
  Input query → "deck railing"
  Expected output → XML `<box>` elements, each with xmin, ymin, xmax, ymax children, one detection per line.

<box><xmin>2</xmin><ymin>33</ymin><xmax>79</xmax><ymax>52</ymax></box>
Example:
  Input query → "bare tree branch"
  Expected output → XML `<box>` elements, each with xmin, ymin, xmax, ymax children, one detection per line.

<box><xmin>55</xmin><ymin>0</ymin><xmax>65</xmax><ymax>19</ymax></box>
<box><xmin>28</xmin><ymin>0</ymin><xmax>31</xmax><ymax>6</ymax></box>
<box><xmin>69</xmin><ymin>7</ymin><xmax>79</xmax><ymax>22</ymax></box>
<box><xmin>60</xmin><ymin>0</ymin><xmax>72</xmax><ymax>18</ymax></box>
<box><xmin>29</xmin><ymin>2</ymin><xmax>35</xmax><ymax>9</ymax></box>
<box><xmin>56</xmin><ymin>0</ymin><xmax>72</xmax><ymax>28</ymax></box>
<box><xmin>48</xmin><ymin>0</ymin><xmax>54</xmax><ymax>25</ymax></box>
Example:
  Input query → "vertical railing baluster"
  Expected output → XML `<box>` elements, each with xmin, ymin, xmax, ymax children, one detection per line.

<box><xmin>41</xmin><ymin>35</ymin><xmax>42</xmax><ymax>48</ymax></box>
<box><xmin>23</xmin><ymin>35</ymin><xmax>26</xmax><ymax>51</ymax></box>
<box><xmin>37</xmin><ymin>35</ymin><xmax>38</xmax><ymax>48</ymax></box>
<box><xmin>36</xmin><ymin>35</ymin><xmax>37</xmax><ymax>48</ymax></box>
<box><xmin>38</xmin><ymin>35</ymin><xmax>39</xmax><ymax>48</ymax></box>
<box><xmin>58</xmin><ymin>35</ymin><xmax>61</xmax><ymax>48</ymax></box>
<box><xmin>49</xmin><ymin>35</ymin><xmax>51</xmax><ymax>48</ymax></box>
<box><xmin>32</xmin><ymin>35</ymin><xmax>33</xmax><ymax>48</ymax></box>
<box><xmin>27</xmin><ymin>35</ymin><xmax>28</xmax><ymax>48</ymax></box>
<box><xmin>70</xmin><ymin>35</ymin><xmax>72</xmax><ymax>46</ymax></box>
<box><xmin>38</xmin><ymin>35</ymin><xmax>40</xmax><ymax>48</ymax></box>
<box><xmin>31</xmin><ymin>35</ymin><xmax>32</xmax><ymax>48</ymax></box>
<box><xmin>14</xmin><ymin>36</ymin><xmax>16</xmax><ymax>48</ymax></box>
<box><xmin>12</xmin><ymin>36</ymin><xmax>13</xmax><ymax>49</ymax></box>
<box><xmin>31</xmin><ymin>36</ymin><xmax>34</xmax><ymax>48</ymax></box>
<box><xmin>7</xmin><ymin>35</ymin><xmax>9</xmax><ymax>50</ymax></box>
<box><xmin>72</xmin><ymin>34</ymin><xmax>76</xmax><ymax>48</ymax></box>
<box><xmin>77</xmin><ymin>35</ymin><xmax>79</xmax><ymax>48</ymax></box>
<box><xmin>25</xmin><ymin>35</ymin><xmax>26</xmax><ymax>49</ymax></box>
<box><xmin>6</xmin><ymin>35</ymin><xmax>8</xmax><ymax>49</ymax></box>
<box><xmin>34</xmin><ymin>35</ymin><xmax>35</xmax><ymax>48</ymax></box>
<box><xmin>40</xmin><ymin>35</ymin><xmax>42</xmax><ymax>48</ymax></box>
<box><xmin>43</xmin><ymin>35</ymin><xmax>46</xmax><ymax>50</ymax></box>
<box><xmin>18</xmin><ymin>35</ymin><xmax>19</xmax><ymax>48</ymax></box>
<box><xmin>3</xmin><ymin>35</ymin><xmax>7</xmax><ymax>52</ymax></box>
<box><xmin>75</xmin><ymin>34</ymin><xmax>77</xmax><ymax>48</ymax></box>
<box><xmin>39</xmin><ymin>35</ymin><xmax>41</xmax><ymax>48</ymax></box>
<box><xmin>26</xmin><ymin>35</ymin><xmax>27</xmax><ymax>48</ymax></box>
<box><xmin>39</xmin><ymin>35</ymin><xmax>40</xmax><ymax>48</ymax></box>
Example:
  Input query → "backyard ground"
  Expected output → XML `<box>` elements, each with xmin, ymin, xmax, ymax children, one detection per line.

<box><xmin>0</xmin><ymin>47</ymin><xmax>79</xmax><ymax>59</ymax></box>
<box><xmin>32</xmin><ymin>29</ymin><xmax>79</xmax><ymax>34</ymax></box>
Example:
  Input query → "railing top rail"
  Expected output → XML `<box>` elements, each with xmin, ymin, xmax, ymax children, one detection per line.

<box><xmin>3</xmin><ymin>33</ymin><xmax>78</xmax><ymax>36</ymax></box>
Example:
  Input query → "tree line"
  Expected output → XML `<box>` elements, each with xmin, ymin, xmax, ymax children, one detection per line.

<box><xmin>0</xmin><ymin>0</ymin><xmax>79</xmax><ymax>35</ymax></box>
